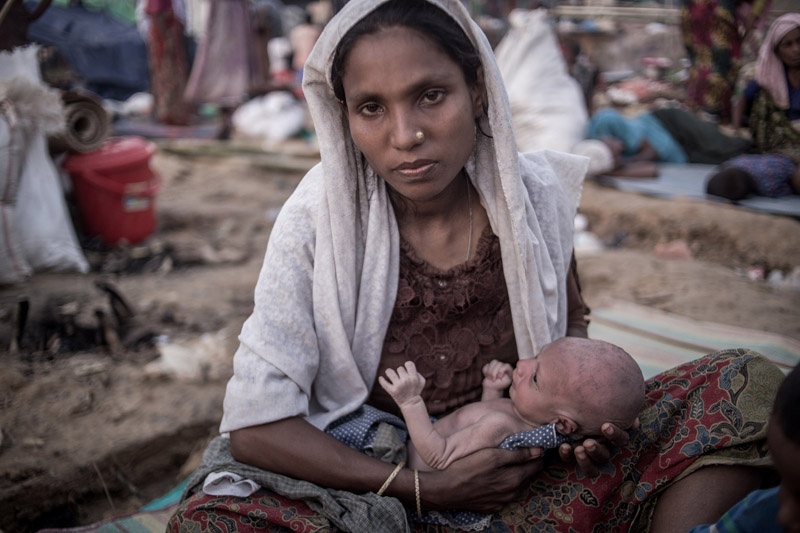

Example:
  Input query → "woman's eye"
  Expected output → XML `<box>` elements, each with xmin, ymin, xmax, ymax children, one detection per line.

<box><xmin>421</xmin><ymin>90</ymin><xmax>444</xmax><ymax>105</ymax></box>
<box><xmin>358</xmin><ymin>102</ymin><xmax>383</xmax><ymax>116</ymax></box>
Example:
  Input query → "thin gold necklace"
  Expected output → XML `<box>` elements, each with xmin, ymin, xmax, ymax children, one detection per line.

<box><xmin>465</xmin><ymin>174</ymin><xmax>473</xmax><ymax>262</ymax></box>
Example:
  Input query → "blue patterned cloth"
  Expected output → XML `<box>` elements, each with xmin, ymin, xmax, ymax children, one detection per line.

<box><xmin>326</xmin><ymin>405</ymin><xmax>409</xmax><ymax>451</ymax></box>
<box><xmin>721</xmin><ymin>154</ymin><xmax>796</xmax><ymax>198</ymax></box>
<box><xmin>500</xmin><ymin>422</ymin><xmax>571</xmax><ymax>450</ymax></box>
<box><xmin>326</xmin><ymin>405</ymin><xmax>572</xmax><ymax>531</ymax></box>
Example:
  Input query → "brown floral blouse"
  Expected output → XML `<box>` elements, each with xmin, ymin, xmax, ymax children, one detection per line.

<box><xmin>368</xmin><ymin>225</ymin><xmax>517</xmax><ymax>418</ymax></box>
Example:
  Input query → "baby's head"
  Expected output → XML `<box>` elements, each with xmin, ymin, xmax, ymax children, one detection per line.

<box><xmin>509</xmin><ymin>337</ymin><xmax>644</xmax><ymax>437</ymax></box>
<box><xmin>768</xmin><ymin>365</ymin><xmax>800</xmax><ymax>532</ymax></box>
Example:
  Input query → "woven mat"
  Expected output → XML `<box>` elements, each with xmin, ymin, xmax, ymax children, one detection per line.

<box><xmin>589</xmin><ymin>301</ymin><xmax>799</xmax><ymax>378</ymax></box>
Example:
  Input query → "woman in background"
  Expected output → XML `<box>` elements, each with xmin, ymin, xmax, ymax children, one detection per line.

<box><xmin>680</xmin><ymin>0</ymin><xmax>771</xmax><ymax>124</ymax></box>
<box><xmin>183</xmin><ymin>0</ymin><xmax>274</xmax><ymax>139</ymax></box>
<box><xmin>707</xmin><ymin>13</ymin><xmax>800</xmax><ymax>200</ymax></box>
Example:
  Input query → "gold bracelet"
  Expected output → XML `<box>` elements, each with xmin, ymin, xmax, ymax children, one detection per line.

<box><xmin>376</xmin><ymin>460</ymin><xmax>405</xmax><ymax>496</ymax></box>
<box><xmin>414</xmin><ymin>469</ymin><xmax>422</xmax><ymax>520</ymax></box>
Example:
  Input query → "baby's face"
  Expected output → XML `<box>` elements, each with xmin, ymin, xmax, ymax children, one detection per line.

<box><xmin>768</xmin><ymin>415</ymin><xmax>800</xmax><ymax>533</ymax></box>
<box><xmin>509</xmin><ymin>345</ymin><xmax>576</xmax><ymax>426</ymax></box>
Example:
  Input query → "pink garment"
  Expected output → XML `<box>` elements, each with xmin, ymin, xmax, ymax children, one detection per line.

<box><xmin>184</xmin><ymin>0</ymin><xmax>260</xmax><ymax>107</ymax></box>
<box><xmin>145</xmin><ymin>0</ymin><xmax>173</xmax><ymax>15</ymax></box>
<box><xmin>756</xmin><ymin>13</ymin><xmax>800</xmax><ymax>109</ymax></box>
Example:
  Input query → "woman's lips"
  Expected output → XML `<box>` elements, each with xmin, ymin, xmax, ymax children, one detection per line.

<box><xmin>395</xmin><ymin>161</ymin><xmax>435</xmax><ymax>178</ymax></box>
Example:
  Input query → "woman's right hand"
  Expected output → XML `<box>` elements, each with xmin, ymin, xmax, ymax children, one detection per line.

<box><xmin>421</xmin><ymin>447</ymin><xmax>544</xmax><ymax>513</ymax></box>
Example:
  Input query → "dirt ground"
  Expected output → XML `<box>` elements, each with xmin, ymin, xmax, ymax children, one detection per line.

<box><xmin>1</xmin><ymin>138</ymin><xmax>799</xmax><ymax>532</ymax></box>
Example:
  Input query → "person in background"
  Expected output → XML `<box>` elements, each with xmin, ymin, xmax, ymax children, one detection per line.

<box><xmin>166</xmin><ymin>1</ymin><xmax>784</xmax><ymax>531</ymax></box>
<box><xmin>558</xmin><ymin>35</ymin><xmax>598</xmax><ymax>112</ymax></box>
<box><xmin>579</xmin><ymin>105</ymin><xmax>752</xmax><ymax>178</ymax></box>
<box><xmin>184</xmin><ymin>0</ymin><xmax>275</xmax><ymax>139</ymax></box>
<box><xmin>680</xmin><ymin>0</ymin><xmax>772</xmax><ymax>124</ymax></box>
<box><xmin>707</xmin><ymin>13</ymin><xmax>800</xmax><ymax>201</ymax></box>
<box><xmin>586</xmin><ymin>106</ymin><xmax>753</xmax><ymax>166</ymax></box>
<box><xmin>289</xmin><ymin>8</ymin><xmax>322</xmax><ymax>89</ymax></box>
<box><xmin>688</xmin><ymin>364</ymin><xmax>800</xmax><ymax>533</ymax></box>
<box><xmin>140</xmin><ymin>0</ymin><xmax>193</xmax><ymax>125</ymax></box>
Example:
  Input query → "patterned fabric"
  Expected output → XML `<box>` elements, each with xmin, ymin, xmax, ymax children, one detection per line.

<box><xmin>498</xmin><ymin>423</ymin><xmax>571</xmax><ymax>450</ymax></box>
<box><xmin>369</xmin><ymin>226</ymin><xmax>518</xmax><ymax>419</ymax></box>
<box><xmin>168</xmin><ymin>492</ymin><xmax>331</xmax><ymax>533</ymax></box>
<box><xmin>680</xmin><ymin>0</ymin><xmax>770</xmax><ymax>122</ymax></box>
<box><xmin>722</xmin><ymin>154</ymin><xmax>796</xmax><ymax>198</ymax></box>
<box><xmin>750</xmin><ymin>89</ymin><xmax>800</xmax><ymax>165</ymax></box>
<box><xmin>146</xmin><ymin>8</ymin><xmax>192</xmax><ymax>126</ymax></box>
<box><xmin>326</xmin><ymin>405</ymin><xmax>409</xmax><ymax>453</ymax></box>
<box><xmin>167</xmin><ymin>349</ymin><xmax>783</xmax><ymax>533</ymax></box>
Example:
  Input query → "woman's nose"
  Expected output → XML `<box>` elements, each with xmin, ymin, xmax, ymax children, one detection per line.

<box><xmin>390</xmin><ymin>115</ymin><xmax>423</xmax><ymax>150</ymax></box>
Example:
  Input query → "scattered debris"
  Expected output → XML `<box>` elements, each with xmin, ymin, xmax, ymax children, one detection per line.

<box><xmin>144</xmin><ymin>329</ymin><xmax>232</xmax><ymax>383</ymax></box>
<box><xmin>653</xmin><ymin>239</ymin><xmax>693</xmax><ymax>260</ymax></box>
<box><xmin>4</xmin><ymin>279</ymin><xmax>157</xmax><ymax>357</ymax></box>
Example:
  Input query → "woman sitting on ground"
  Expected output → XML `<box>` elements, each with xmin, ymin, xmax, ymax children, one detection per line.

<box><xmin>168</xmin><ymin>1</ymin><xmax>784</xmax><ymax>531</ymax></box>
<box><xmin>707</xmin><ymin>13</ymin><xmax>800</xmax><ymax>201</ymax></box>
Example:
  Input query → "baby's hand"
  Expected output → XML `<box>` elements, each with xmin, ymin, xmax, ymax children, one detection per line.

<box><xmin>482</xmin><ymin>360</ymin><xmax>513</xmax><ymax>391</ymax></box>
<box><xmin>378</xmin><ymin>361</ymin><xmax>426</xmax><ymax>407</ymax></box>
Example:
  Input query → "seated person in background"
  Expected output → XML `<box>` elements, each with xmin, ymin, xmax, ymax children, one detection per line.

<box><xmin>585</xmin><ymin>106</ymin><xmax>752</xmax><ymax>168</ymax></box>
<box><xmin>379</xmin><ymin>337</ymin><xmax>644</xmax><ymax>471</ymax></box>
<box><xmin>710</xmin><ymin>14</ymin><xmax>800</xmax><ymax>201</ymax></box>
<box><xmin>688</xmin><ymin>364</ymin><xmax>800</xmax><ymax>533</ymax></box>
<box><xmin>558</xmin><ymin>35</ymin><xmax>599</xmax><ymax>112</ymax></box>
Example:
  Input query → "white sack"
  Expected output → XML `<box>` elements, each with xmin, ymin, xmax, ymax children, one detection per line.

<box><xmin>232</xmin><ymin>91</ymin><xmax>306</xmax><ymax>144</ymax></box>
<box><xmin>0</xmin><ymin>45</ymin><xmax>88</xmax><ymax>276</ymax></box>
<box><xmin>0</xmin><ymin>117</ymin><xmax>32</xmax><ymax>284</ymax></box>
<box><xmin>495</xmin><ymin>9</ymin><xmax>588</xmax><ymax>154</ymax></box>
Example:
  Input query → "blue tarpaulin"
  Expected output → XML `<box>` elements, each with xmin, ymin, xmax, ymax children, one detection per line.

<box><xmin>27</xmin><ymin>2</ymin><xmax>149</xmax><ymax>100</ymax></box>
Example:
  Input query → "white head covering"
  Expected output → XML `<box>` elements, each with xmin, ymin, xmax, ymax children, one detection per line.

<box><xmin>222</xmin><ymin>0</ymin><xmax>588</xmax><ymax>432</ymax></box>
<box><xmin>756</xmin><ymin>13</ymin><xmax>800</xmax><ymax>110</ymax></box>
<box><xmin>302</xmin><ymin>0</ymin><xmax>586</xmax><ymax>356</ymax></box>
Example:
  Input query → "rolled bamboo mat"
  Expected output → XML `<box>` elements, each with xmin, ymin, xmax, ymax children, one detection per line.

<box><xmin>49</xmin><ymin>89</ymin><xmax>111</xmax><ymax>153</ymax></box>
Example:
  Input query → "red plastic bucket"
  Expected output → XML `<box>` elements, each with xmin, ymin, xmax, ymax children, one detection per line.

<box><xmin>63</xmin><ymin>136</ymin><xmax>160</xmax><ymax>246</ymax></box>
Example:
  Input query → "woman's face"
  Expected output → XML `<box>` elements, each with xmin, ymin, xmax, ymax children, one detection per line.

<box><xmin>777</xmin><ymin>26</ymin><xmax>800</xmax><ymax>69</ymax></box>
<box><xmin>341</xmin><ymin>26</ymin><xmax>483</xmax><ymax>204</ymax></box>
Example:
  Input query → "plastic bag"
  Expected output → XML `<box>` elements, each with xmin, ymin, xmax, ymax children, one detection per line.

<box><xmin>495</xmin><ymin>9</ymin><xmax>588</xmax><ymax>153</ymax></box>
<box><xmin>1</xmin><ymin>45</ymin><xmax>88</xmax><ymax>277</ymax></box>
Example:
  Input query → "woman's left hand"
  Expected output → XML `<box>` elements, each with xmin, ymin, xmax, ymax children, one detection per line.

<box><xmin>557</xmin><ymin>418</ymin><xmax>639</xmax><ymax>477</ymax></box>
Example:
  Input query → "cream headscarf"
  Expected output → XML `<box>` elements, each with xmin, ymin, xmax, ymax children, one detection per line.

<box><xmin>222</xmin><ymin>0</ymin><xmax>587</xmax><ymax>432</ymax></box>
<box><xmin>756</xmin><ymin>13</ymin><xmax>800</xmax><ymax>110</ymax></box>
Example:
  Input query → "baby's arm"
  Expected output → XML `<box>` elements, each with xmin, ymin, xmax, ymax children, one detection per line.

<box><xmin>381</xmin><ymin>362</ymin><xmax>515</xmax><ymax>470</ymax></box>
<box><xmin>481</xmin><ymin>360</ymin><xmax>513</xmax><ymax>401</ymax></box>
<box><xmin>378</xmin><ymin>362</ymin><xmax>449</xmax><ymax>467</ymax></box>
